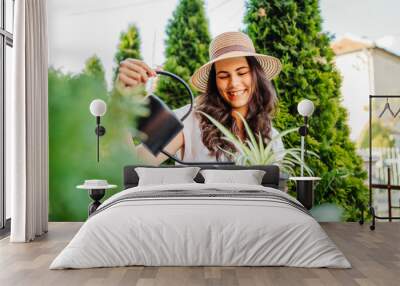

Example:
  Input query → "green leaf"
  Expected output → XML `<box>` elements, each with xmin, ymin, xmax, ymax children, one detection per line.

<box><xmin>234</xmin><ymin>111</ymin><xmax>260</xmax><ymax>154</ymax></box>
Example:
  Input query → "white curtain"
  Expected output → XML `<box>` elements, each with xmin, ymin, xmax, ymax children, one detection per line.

<box><xmin>8</xmin><ymin>0</ymin><xmax>49</xmax><ymax>242</ymax></box>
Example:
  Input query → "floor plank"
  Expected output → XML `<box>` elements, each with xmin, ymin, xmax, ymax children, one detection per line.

<box><xmin>0</xmin><ymin>222</ymin><xmax>399</xmax><ymax>286</ymax></box>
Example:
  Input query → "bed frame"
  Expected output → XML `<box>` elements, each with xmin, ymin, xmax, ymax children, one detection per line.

<box><xmin>123</xmin><ymin>165</ymin><xmax>280</xmax><ymax>189</ymax></box>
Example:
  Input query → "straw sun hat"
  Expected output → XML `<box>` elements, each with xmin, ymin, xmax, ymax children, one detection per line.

<box><xmin>190</xmin><ymin>31</ymin><xmax>282</xmax><ymax>93</ymax></box>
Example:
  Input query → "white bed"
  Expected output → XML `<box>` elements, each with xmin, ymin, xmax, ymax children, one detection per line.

<box><xmin>50</xmin><ymin>182</ymin><xmax>351</xmax><ymax>269</ymax></box>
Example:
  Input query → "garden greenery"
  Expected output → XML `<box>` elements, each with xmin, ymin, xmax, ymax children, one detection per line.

<box><xmin>244</xmin><ymin>0</ymin><xmax>368</xmax><ymax>221</ymax></box>
<box><xmin>155</xmin><ymin>0</ymin><xmax>211</xmax><ymax>109</ymax></box>
<box><xmin>49</xmin><ymin>0</ymin><xmax>369</xmax><ymax>222</ymax></box>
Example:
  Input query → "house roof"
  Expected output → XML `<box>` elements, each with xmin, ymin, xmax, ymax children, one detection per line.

<box><xmin>331</xmin><ymin>37</ymin><xmax>373</xmax><ymax>55</ymax></box>
<box><xmin>331</xmin><ymin>36</ymin><xmax>400</xmax><ymax>58</ymax></box>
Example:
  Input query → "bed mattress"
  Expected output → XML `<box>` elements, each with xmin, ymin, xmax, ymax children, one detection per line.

<box><xmin>50</xmin><ymin>183</ymin><xmax>350</xmax><ymax>269</ymax></box>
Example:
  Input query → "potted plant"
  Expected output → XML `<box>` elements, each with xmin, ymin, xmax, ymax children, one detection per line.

<box><xmin>199</xmin><ymin>110</ymin><xmax>320</xmax><ymax>209</ymax></box>
<box><xmin>198</xmin><ymin>111</ymin><xmax>317</xmax><ymax>176</ymax></box>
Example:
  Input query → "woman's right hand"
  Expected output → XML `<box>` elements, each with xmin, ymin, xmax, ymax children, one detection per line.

<box><xmin>117</xmin><ymin>59</ymin><xmax>157</xmax><ymax>88</ymax></box>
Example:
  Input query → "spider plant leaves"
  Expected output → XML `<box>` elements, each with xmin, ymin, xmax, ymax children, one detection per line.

<box><xmin>198</xmin><ymin>111</ymin><xmax>243</xmax><ymax>147</ymax></box>
<box><xmin>234</xmin><ymin>111</ymin><xmax>260</xmax><ymax>154</ymax></box>
<box><xmin>198</xmin><ymin>111</ymin><xmax>318</xmax><ymax>176</ymax></box>
<box><xmin>258</xmin><ymin>131</ymin><xmax>266</xmax><ymax>162</ymax></box>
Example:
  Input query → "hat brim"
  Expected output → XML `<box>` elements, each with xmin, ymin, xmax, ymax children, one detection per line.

<box><xmin>190</xmin><ymin>51</ymin><xmax>282</xmax><ymax>93</ymax></box>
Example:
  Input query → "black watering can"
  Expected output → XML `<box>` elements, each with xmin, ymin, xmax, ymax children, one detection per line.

<box><xmin>137</xmin><ymin>70</ymin><xmax>233</xmax><ymax>165</ymax></box>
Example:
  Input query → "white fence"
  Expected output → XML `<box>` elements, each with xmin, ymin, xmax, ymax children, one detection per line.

<box><xmin>358</xmin><ymin>147</ymin><xmax>400</xmax><ymax>185</ymax></box>
<box><xmin>358</xmin><ymin>148</ymin><xmax>400</xmax><ymax>216</ymax></box>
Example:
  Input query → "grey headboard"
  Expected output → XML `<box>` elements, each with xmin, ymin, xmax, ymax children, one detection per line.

<box><xmin>123</xmin><ymin>165</ymin><xmax>280</xmax><ymax>189</ymax></box>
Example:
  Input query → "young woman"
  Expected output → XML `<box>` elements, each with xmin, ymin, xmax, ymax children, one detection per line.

<box><xmin>117</xmin><ymin>31</ymin><xmax>284</xmax><ymax>165</ymax></box>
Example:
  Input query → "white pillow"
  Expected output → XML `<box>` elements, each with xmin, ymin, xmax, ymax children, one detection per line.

<box><xmin>135</xmin><ymin>167</ymin><xmax>200</xmax><ymax>186</ymax></box>
<box><xmin>200</xmin><ymin>169</ymin><xmax>266</xmax><ymax>185</ymax></box>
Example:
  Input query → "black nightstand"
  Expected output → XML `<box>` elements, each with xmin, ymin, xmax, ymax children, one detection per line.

<box><xmin>77</xmin><ymin>180</ymin><xmax>117</xmax><ymax>215</ymax></box>
<box><xmin>289</xmin><ymin>177</ymin><xmax>321</xmax><ymax>210</ymax></box>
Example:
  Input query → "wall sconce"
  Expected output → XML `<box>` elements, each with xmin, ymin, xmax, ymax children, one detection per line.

<box><xmin>289</xmin><ymin>99</ymin><xmax>320</xmax><ymax>210</ymax></box>
<box><xmin>297</xmin><ymin>99</ymin><xmax>315</xmax><ymax>176</ymax></box>
<box><xmin>89</xmin><ymin>99</ymin><xmax>107</xmax><ymax>162</ymax></box>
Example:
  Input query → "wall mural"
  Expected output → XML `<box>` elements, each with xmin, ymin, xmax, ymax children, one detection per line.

<box><xmin>48</xmin><ymin>0</ymin><xmax>368</xmax><ymax>222</ymax></box>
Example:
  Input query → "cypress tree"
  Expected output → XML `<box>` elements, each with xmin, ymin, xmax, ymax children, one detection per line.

<box><xmin>113</xmin><ymin>24</ymin><xmax>142</xmax><ymax>82</ymax></box>
<box><xmin>84</xmin><ymin>55</ymin><xmax>105</xmax><ymax>78</ymax></box>
<box><xmin>84</xmin><ymin>54</ymin><xmax>107</xmax><ymax>91</ymax></box>
<box><xmin>156</xmin><ymin>0</ymin><xmax>211</xmax><ymax>109</ymax></box>
<box><xmin>243</xmin><ymin>0</ymin><xmax>368</xmax><ymax>221</ymax></box>
<box><xmin>109</xmin><ymin>24</ymin><xmax>148</xmax><ymax>149</ymax></box>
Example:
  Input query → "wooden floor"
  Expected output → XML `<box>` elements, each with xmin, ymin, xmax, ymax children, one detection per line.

<box><xmin>0</xmin><ymin>222</ymin><xmax>399</xmax><ymax>286</ymax></box>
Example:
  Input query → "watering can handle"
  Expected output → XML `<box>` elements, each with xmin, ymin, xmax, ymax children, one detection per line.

<box><xmin>139</xmin><ymin>70</ymin><xmax>235</xmax><ymax>165</ymax></box>
<box><xmin>153</xmin><ymin>70</ymin><xmax>195</xmax><ymax>122</ymax></box>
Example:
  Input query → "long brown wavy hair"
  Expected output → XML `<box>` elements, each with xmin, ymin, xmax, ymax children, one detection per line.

<box><xmin>196</xmin><ymin>56</ymin><xmax>278</xmax><ymax>160</ymax></box>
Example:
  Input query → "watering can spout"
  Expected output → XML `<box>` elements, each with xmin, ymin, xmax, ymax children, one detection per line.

<box><xmin>137</xmin><ymin>94</ymin><xmax>183</xmax><ymax>156</ymax></box>
<box><xmin>137</xmin><ymin>70</ymin><xmax>193</xmax><ymax>156</ymax></box>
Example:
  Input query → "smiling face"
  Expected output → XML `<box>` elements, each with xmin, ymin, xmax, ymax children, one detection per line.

<box><xmin>197</xmin><ymin>56</ymin><xmax>278</xmax><ymax>160</ymax></box>
<box><xmin>214</xmin><ymin>57</ymin><xmax>254</xmax><ymax>114</ymax></box>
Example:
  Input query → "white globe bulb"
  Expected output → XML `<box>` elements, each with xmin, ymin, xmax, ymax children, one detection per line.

<box><xmin>90</xmin><ymin>99</ymin><xmax>107</xmax><ymax>117</ymax></box>
<box><xmin>297</xmin><ymin>99</ymin><xmax>315</xmax><ymax>117</ymax></box>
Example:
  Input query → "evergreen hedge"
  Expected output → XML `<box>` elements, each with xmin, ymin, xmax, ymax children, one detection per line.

<box><xmin>244</xmin><ymin>0</ymin><xmax>368</xmax><ymax>221</ymax></box>
<box><xmin>49</xmin><ymin>26</ymin><xmax>145</xmax><ymax>220</ymax></box>
<box><xmin>156</xmin><ymin>0</ymin><xmax>211</xmax><ymax>109</ymax></box>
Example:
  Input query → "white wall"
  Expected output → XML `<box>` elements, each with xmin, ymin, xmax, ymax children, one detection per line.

<box><xmin>335</xmin><ymin>51</ymin><xmax>371</xmax><ymax>142</ymax></box>
<box><xmin>373</xmin><ymin>49</ymin><xmax>400</xmax><ymax>95</ymax></box>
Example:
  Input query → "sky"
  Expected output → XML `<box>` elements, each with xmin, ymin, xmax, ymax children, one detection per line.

<box><xmin>47</xmin><ymin>0</ymin><xmax>400</xmax><ymax>88</ymax></box>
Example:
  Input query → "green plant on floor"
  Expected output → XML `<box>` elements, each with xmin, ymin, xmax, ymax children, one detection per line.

<box><xmin>199</xmin><ymin>111</ymin><xmax>317</xmax><ymax>176</ymax></box>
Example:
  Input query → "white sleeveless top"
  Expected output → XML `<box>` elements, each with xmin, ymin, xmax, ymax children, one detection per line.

<box><xmin>173</xmin><ymin>104</ymin><xmax>285</xmax><ymax>163</ymax></box>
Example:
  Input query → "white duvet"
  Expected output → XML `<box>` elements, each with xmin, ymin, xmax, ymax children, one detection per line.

<box><xmin>50</xmin><ymin>183</ymin><xmax>351</xmax><ymax>269</ymax></box>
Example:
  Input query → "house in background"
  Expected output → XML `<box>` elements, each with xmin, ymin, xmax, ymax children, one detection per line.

<box><xmin>331</xmin><ymin>35</ymin><xmax>400</xmax><ymax>143</ymax></box>
<box><xmin>332</xmin><ymin>36</ymin><xmax>400</xmax><ymax>217</ymax></box>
